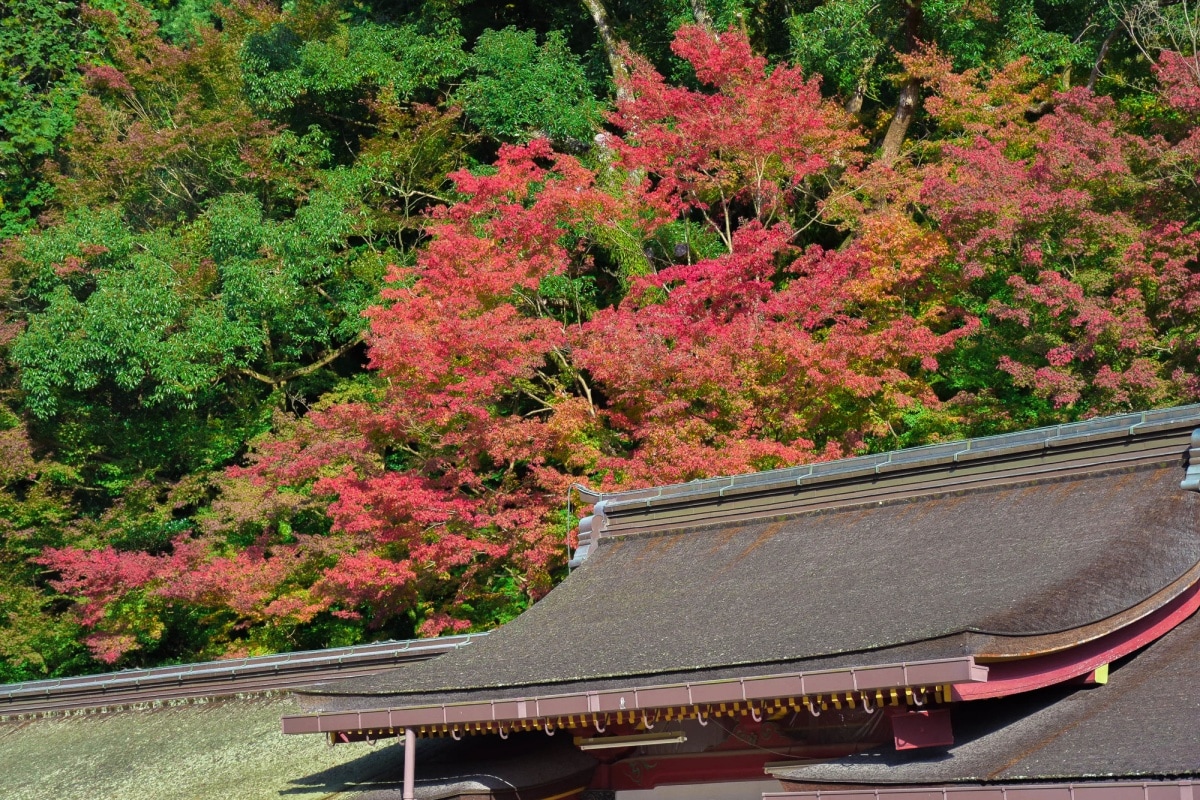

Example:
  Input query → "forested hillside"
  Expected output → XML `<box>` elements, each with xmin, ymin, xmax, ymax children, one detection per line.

<box><xmin>2</xmin><ymin>0</ymin><xmax>1198</xmax><ymax>680</ymax></box>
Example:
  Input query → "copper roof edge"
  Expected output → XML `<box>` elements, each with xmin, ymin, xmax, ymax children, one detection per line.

<box><xmin>573</xmin><ymin>405</ymin><xmax>1200</xmax><ymax>511</ymax></box>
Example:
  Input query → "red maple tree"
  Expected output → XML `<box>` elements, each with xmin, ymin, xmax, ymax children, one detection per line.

<box><xmin>39</xmin><ymin>28</ymin><xmax>1200</xmax><ymax>662</ymax></box>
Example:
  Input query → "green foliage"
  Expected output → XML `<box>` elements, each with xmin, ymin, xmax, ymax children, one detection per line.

<box><xmin>790</xmin><ymin>0</ymin><xmax>889</xmax><ymax>98</ymax></box>
<box><xmin>242</xmin><ymin>19</ymin><xmax>468</xmax><ymax>114</ymax></box>
<box><xmin>0</xmin><ymin>580</ymin><xmax>93</xmax><ymax>682</ymax></box>
<box><xmin>15</xmin><ymin>251</ymin><xmax>235</xmax><ymax>418</ymax></box>
<box><xmin>0</xmin><ymin>0</ymin><xmax>90</xmax><ymax>237</ymax></box>
<box><xmin>789</xmin><ymin>0</ymin><xmax>1120</xmax><ymax>111</ymax></box>
<box><xmin>154</xmin><ymin>0</ymin><xmax>218</xmax><ymax>43</ymax></box>
<box><xmin>985</xmin><ymin>1</ymin><xmax>1081</xmax><ymax>75</ymax></box>
<box><xmin>458</xmin><ymin>27</ymin><xmax>602</xmax><ymax>143</ymax></box>
<box><xmin>2</xmin><ymin>0</ymin><xmax>1199</xmax><ymax>680</ymax></box>
<box><xmin>5</xmin><ymin>168</ymin><xmax>387</xmax><ymax>483</ymax></box>
<box><xmin>537</xmin><ymin>273</ymin><xmax>598</xmax><ymax>324</ymax></box>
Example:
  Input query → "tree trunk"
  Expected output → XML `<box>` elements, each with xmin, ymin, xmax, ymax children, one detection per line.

<box><xmin>879</xmin><ymin>1</ymin><xmax>923</xmax><ymax>162</ymax></box>
<box><xmin>691</xmin><ymin>0</ymin><xmax>714</xmax><ymax>30</ymax></box>
<box><xmin>845</xmin><ymin>80</ymin><xmax>867</xmax><ymax>115</ymax></box>
<box><xmin>844</xmin><ymin>54</ymin><xmax>877</xmax><ymax>114</ymax></box>
<box><xmin>879</xmin><ymin>77</ymin><xmax>919</xmax><ymax>161</ymax></box>
<box><xmin>1088</xmin><ymin>26</ymin><xmax>1120</xmax><ymax>91</ymax></box>
<box><xmin>581</xmin><ymin>0</ymin><xmax>630</xmax><ymax>99</ymax></box>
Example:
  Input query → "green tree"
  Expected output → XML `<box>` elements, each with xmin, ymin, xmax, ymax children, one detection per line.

<box><xmin>458</xmin><ymin>27</ymin><xmax>603</xmax><ymax>143</ymax></box>
<box><xmin>0</xmin><ymin>0</ymin><xmax>91</xmax><ymax>237</ymax></box>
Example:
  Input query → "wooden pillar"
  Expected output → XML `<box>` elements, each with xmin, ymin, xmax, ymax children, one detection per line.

<box><xmin>403</xmin><ymin>727</ymin><xmax>416</xmax><ymax>800</ymax></box>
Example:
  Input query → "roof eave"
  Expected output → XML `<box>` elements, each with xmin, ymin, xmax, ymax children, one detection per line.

<box><xmin>281</xmin><ymin>655</ymin><xmax>987</xmax><ymax>736</ymax></box>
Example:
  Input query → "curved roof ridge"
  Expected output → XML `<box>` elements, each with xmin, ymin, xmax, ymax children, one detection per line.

<box><xmin>575</xmin><ymin>404</ymin><xmax>1200</xmax><ymax>508</ymax></box>
<box><xmin>565</xmin><ymin>405</ymin><xmax>1200</xmax><ymax>562</ymax></box>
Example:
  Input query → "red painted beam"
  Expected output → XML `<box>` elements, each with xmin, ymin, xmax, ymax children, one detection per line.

<box><xmin>888</xmin><ymin>708</ymin><xmax>954</xmax><ymax>750</ymax></box>
<box><xmin>611</xmin><ymin>744</ymin><xmax>870</xmax><ymax>792</ymax></box>
<box><xmin>953</xmin><ymin>579</ymin><xmax>1200</xmax><ymax>701</ymax></box>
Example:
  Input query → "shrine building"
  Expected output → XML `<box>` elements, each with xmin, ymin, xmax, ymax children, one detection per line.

<box><xmin>282</xmin><ymin>405</ymin><xmax>1200</xmax><ymax>800</ymax></box>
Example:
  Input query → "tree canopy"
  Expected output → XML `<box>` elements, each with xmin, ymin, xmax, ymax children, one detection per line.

<box><xmin>1</xmin><ymin>0</ymin><xmax>1199</xmax><ymax>679</ymax></box>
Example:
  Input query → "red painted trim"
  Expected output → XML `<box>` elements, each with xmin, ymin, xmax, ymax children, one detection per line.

<box><xmin>768</xmin><ymin>779</ymin><xmax>1200</xmax><ymax>800</ymax></box>
<box><xmin>888</xmin><ymin>708</ymin><xmax>954</xmax><ymax>750</ymax></box>
<box><xmin>953</xmin><ymin>579</ymin><xmax>1200</xmax><ymax>701</ymax></box>
<box><xmin>611</xmin><ymin>744</ymin><xmax>869</xmax><ymax>791</ymax></box>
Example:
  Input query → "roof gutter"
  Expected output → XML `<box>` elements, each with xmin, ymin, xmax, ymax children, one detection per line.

<box><xmin>282</xmin><ymin>656</ymin><xmax>987</xmax><ymax>736</ymax></box>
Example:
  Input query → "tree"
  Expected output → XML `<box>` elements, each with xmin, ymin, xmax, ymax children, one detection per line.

<box><xmin>13</xmin><ymin>3</ymin><xmax>1200</xmax><ymax>673</ymax></box>
<box><xmin>457</xmin><ymin>27</ymin><xmax>603</xmax><ymax>143</ymax></box>
<box><xmin>613</xmin><ymin>24</ymin><xmax>865</xmax><ymax>248</ymax></box>
<box><xmin>0</xmin><ymin>0</ymin><xmax>91</xmax><ymax>237</ymax></box>
<box><xmin>915</xmin><ymin>47</ymin><xmax>1200</xmax><ymax>420</ymax></box>
<box><xmin>789</xmin><ymin>0</ymin><xmax>1124</xmax><ymax>157</ymax></box>
<box><xmin>194</xmin><ymin>27</ymin><xmax>970</xmax><ymax>644</ymax></box>
<box><xmin>4</xmin><ymin>0</ymin><xmax>471</xmax><ymax>665</ymax></box>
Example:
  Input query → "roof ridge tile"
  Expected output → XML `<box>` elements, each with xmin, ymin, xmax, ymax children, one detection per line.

<box><xmin>576</xmin><ymin>404</ymin><xmax>1200</xmax><ymax>510</ymax></box>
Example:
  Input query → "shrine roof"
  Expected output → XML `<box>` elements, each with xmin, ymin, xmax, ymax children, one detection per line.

<box><xmin>296</xmin><ymin>407</ymin><xmax>1200</xmax><ymax>710</ymax></box>
<box><xmin>771</xmin><ymin>603</ymin><xmax>1200</xmax><ymax>785</ymax></box>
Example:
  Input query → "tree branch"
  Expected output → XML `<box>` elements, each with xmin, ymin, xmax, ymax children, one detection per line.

<box><xmin>239</xmin><ymin>331</ymin><xmax>366</xmax><ymax>387</ymax></box>
<box><xmin>1089</xmin><ymin>25</ymin><xmax>1122</xmax><ymax>90</ymax></box>
<box><xmin>549</xmin><ymin>346</ymin><xmax>597</xmax><ymax>417</ymax></box>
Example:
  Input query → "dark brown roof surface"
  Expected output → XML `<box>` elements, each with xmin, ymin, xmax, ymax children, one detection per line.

<box><xmin>303</xmin><ymin>457</ymin><xmax>1200</xmax><ymax>703</ymax></box>
<box><xmin>772</xmin><ymin>606</ymin><xmax>1200</xmax><ymax>785</ymax></box>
